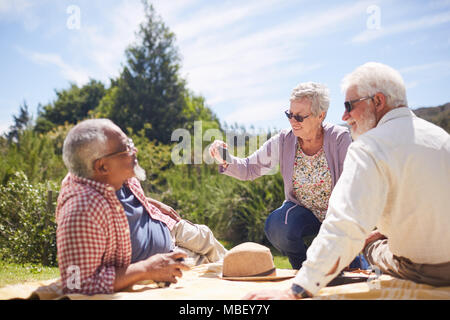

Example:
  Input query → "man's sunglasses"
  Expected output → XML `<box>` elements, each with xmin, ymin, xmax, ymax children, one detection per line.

<box><xmin>344</xmin><ymin>96</ymin><xmax>374</xmax><ymax>113</ymax></box>
<box><xmin>284</xmin><ymin>110</ymin><xmax>310</xmax><ymax>122</ymax></box>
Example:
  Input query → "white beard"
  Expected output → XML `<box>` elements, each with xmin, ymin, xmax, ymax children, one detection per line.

<box><xmin>350</xmin><ymin>108</ymin><xmax>377</xmax><ymax>140</ymax></box>
<box><xmin>133</xmin><ymin>162</ymin><xmax>147</xmax><ymax>181</ymax></box>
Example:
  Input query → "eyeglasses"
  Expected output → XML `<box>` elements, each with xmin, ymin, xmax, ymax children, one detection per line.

<box><xmin>344</xmin><ymin>96</ymin><xmax>374</xmax><ymax>113</ymax></box>
<box><xmin>96</xmin><ymin>138</ymin><xmax>136</xmax><ymax>161</ymax></box>
<box><xmin>284</xmin><ymin>110</ymin><xmax>310</xmax><ymax>122</ymax></box>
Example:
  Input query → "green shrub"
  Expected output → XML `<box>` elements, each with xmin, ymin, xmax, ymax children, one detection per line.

<box><xmin>0</xmin><ymin>171</ymin><xmax>59</xmax><ymax>266</ymax></box>
<box><xmin>160</xmin><ymin>162</ymin><xmax>285</xmax><ymax>245</ymax></box>
<box><xmin>0</xmin><ymin>127</ymin><xmax>67</xmax><ymax>185</ymax></box>
<box><xmin>0</xmin><ymin>124</ymin><xmax>287</xmax><ymax>265</ymax></box>
<box><xmin>130</xmin><ymin>128</ymin><xmax>175</xmax><ymax>195</ymax></box>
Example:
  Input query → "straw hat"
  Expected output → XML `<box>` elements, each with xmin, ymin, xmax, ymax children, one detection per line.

<box><xmin>221</xmin><ymin>242</ymin><xmax>297</xmax><ymax>281</ymax></box>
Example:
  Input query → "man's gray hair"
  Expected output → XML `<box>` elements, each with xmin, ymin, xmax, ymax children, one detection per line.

<box><xmin>341</xmin><ymin>62</ymin><xmax>408</xmax><ymax>108</ymax></box>
<box><xmin>290</xmin><ymin>82</ymin><xmax>330</xmax><ymax>117</ymax></box>
<box><xmin>62</xmin><ymin>118</ymin><xmax>118</xmax><ymax>178</ymax></box>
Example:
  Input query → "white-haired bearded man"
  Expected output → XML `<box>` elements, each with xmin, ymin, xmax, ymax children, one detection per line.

<box><xmin>245</xmin><ymin>62</ymin><xmax>450</xmax><ymax>300</ymax></box>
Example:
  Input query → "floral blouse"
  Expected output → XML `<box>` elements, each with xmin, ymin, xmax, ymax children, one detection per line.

<box><xmin>292</xmin><ymin>143</ymin><xmax>332</xmax><ymax>222</ymax></box>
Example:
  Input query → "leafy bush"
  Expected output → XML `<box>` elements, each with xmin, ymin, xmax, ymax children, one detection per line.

<box><xmin>0</xmin><ymin>127</ymin><xmax>68</xmax><ymax>185</ymax></box>
<box><xmin>132</xmin><ymin>127</ymin><xmax>285</xmax><ymax>245</ymax></box>
<box><xmin>0</xmin><ymin>123</ymin><xmax>287</xmax><ymax>265</ymax></box>
<box><xmin>0</xmin><ymin>172</ymin><xmax>59</xmax><ymax>266</ymax></box>
<box><xmin>130</xmin><ymin>127</ymin><xmax>175</xmax><ymax>195</ymax></box>
<box><xmin>160</xmin><ymin>162</ymin><xmax>285</xmax><ymax>245</ymax></box>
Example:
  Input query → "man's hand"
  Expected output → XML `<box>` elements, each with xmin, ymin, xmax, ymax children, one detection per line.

<box><xmin>364</xmin><ymin>230</ymin><xmax>387</xmax><ymax>248</ymax></box>
<box><xmin>140</xmin><ymin>251</ymin><xmax>190</xmax><ymax>284</ymax></box>
<box><xmin>243</xmin><ymin>288</ymin><xmax>298</xmax><ymax>300</ymax></box>
<box><xmin>157</xmin><ymin>202</ymin><xmax>181</xmax><ymax>222</ymax></box>
<box><xmin>148</xmin><ymin>198</ymin><xmax>181</xmax><ymax>221</ymax></box>
<box><xmin>114</xmin><ymin>251</ymin><xmax>189</xmax><ymax>292</ymax></box>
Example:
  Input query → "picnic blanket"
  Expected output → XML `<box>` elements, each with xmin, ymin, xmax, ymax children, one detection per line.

<box><xmin>1</xmin><ymin>263</ymin><xmax>449</xmax><ymax>300</ymax></box>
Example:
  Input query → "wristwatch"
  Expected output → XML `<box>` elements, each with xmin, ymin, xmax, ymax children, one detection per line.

<box><xmin>290</xmin><ymin>283</ymin><xmax>311</xmax><ymax>299</ymax></box>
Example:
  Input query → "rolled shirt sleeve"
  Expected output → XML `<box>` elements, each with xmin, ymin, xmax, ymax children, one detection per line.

<box><xmin>293</xmin><ymin>138</ymin><xmax>388</xmax><ymax>295</ymax></box>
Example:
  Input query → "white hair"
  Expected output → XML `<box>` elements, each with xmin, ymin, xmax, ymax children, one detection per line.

<box><xmin>290</xmin><ymin>82</ymin><xmax>330</xmax><ymax>116</ymax></box>
<box><xmin>341</xmin><ymin>62</ymin><xmax>408</xmax><ymax>108</ymax></box>
<box><xmin>62</xmin><ymin>119</ymin><xmax>118</xmax><ymax>178</ymax></box>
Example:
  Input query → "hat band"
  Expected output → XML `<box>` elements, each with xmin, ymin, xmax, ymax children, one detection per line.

<box><xmin>223</xmin><ymin>267</ymin><xmax>276</xmax><ymax>278</ymax></box>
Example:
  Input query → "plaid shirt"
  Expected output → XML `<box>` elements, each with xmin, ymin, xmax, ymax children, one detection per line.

<box><xmin>55</xmin><ymin>173</ymin><xmax>177</xmax><ymax>295</ymax></box>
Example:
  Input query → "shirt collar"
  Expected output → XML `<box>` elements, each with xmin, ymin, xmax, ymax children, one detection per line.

<box><xmin>377</xmin><ymin>106</ymin><xmax>414</xmax><ymax>127</ymax></box>
<box><xmin>68</xmin><ymin>173</ymin><xmax>117</xmax><ymax>195</ymax></box>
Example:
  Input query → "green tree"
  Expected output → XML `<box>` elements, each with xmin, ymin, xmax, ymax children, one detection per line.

<box><xmin>35</xmin><ymin>79</ymin><xmax>106</xmax><ymax>133</ymax></box>
<box><xmin>182</xmin><ymin>90</ymin><xmax>220</xmax><ymax>131</ymax></box>
<box><xmin>6</xmin><ymin>101</ymin><xmax>32</xmax><ymax>143</ymax></box>
<box><xmin>92</xmin><ymin>1</ymin><xmax>220</xmax><ymax>143</ymax></box>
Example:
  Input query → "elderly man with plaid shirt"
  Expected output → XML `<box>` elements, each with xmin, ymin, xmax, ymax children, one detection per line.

<box><xmin>56</xmin><ymin>119</ymin><xmax>227</xmax><ymax>295</ymax></box>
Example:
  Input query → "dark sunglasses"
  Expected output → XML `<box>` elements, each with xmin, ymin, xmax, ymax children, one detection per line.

<box><xmin>344</xmin><ymin>96</ymin><xmax>374</xmax><ymax>113</ymax></box>
<box><xmin>284</xmin><ymin>110</ymin><xmax>310</xmax><ymax>122</ymax></box>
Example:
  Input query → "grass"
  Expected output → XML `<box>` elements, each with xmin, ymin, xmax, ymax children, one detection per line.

<box><xmin>0</xmin><ymin>257</ymin><xmax>291</xmax><ymax>289</ymax></box>
<box><xmin>0</xmin><ymin>261</ymin><xmax>60</xmax><ymax>288</ymax></box>
<box><xmin>0</xmin><ymin>241</ymin><xmax>292</xmax><ymax>288</ymax></box>
<box><xmin>273</xmin><ymin>255</ymin><xmax>291</xmax><ymax>269</ymax></box>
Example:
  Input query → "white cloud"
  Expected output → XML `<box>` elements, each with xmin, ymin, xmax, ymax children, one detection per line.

<box><xmin>152</xmin><ymin>0</ymin><xmax>202</xmax><ymax>22</ymax></box>
<box><xmin>166</xmin><ymin>0</ymin><xmax>283</xmax><ymax>41</ymax></box>
<box><xmin>163</xmin><ymin>1</ymin><xmax>369</xmax><ymax>123</ymax></box>
<box><xmin>400</xmin><ymin>61</ymin><xmax>450</xmax><ymax>91</ymax></box>
<box><xmin>352</xmin><ymin>10</ymin><xmax>450</xmax><ymax>43</ymax></box>
<box><xmin>399</xmin><ymin>61</ymin><xmax>450</xmax><ymax>74</ymax></box>
<box><xmin>18</xmin><ymin>49</ymin><xmax>90</xmax><ymax>86</ymax></box>
<box><xmin>0</xmin><ymin>0</ymin><xmax>33</xmax><ymax>14</ymax></box>
<box><xmin>428</xmin><ymin>0</ymin><xmax>450</xmax><ymax>9</ymax></box>
<box><xmin>405</xmin><ymin>81</ymin><xmax>419</xmax><ymax>90</ymax></box>
<box><xmin>224</xmin><ymin>98</ymin><xmax>286</xmax><ymax>125</ymax></box>
<box><xmin>0</xmin><ymin>0</ymin><xmax>40</xmax><ymax>30</ymax></box>
<box><xmin>11</xmin><ymin>0</ymin><xmax>370</xmax><ymax>126</ymax></box>
<box><xmin>12</xmin><ymin>0</ymin><xmax>146</xmax><ymax>86</ymax></box>
<box><xmin>65</xmin><ymin>0</ymin><xmax>146</xmax><ymax>83</ymax></box>
<box><xmin>222</xmin><ymin>63</ymin><xmax>323</xmax><ymax>125</ymax></box>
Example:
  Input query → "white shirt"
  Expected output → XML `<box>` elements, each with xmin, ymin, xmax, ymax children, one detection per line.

<box><xmin>293</xmin><ymin>107</ymin><xmax>450</xmax><ymax>295</ymax></box>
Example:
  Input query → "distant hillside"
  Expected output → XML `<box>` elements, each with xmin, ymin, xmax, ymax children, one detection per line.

<box><xmin>412</xmin><ymin>102</ymin><xmax>449</xmax><ymax>133</ymax></box>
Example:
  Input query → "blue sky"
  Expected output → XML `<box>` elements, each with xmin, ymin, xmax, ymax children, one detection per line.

<box><xmin>1</xmin><ymin>0</ymin><xmax>449</xmax><ymax>134</ymax></box>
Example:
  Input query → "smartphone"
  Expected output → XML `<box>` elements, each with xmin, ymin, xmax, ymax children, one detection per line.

<box><xmin>217</xmin><ymin>145</ymin><xmax>232</xmax><ymax>164</ymax></box>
